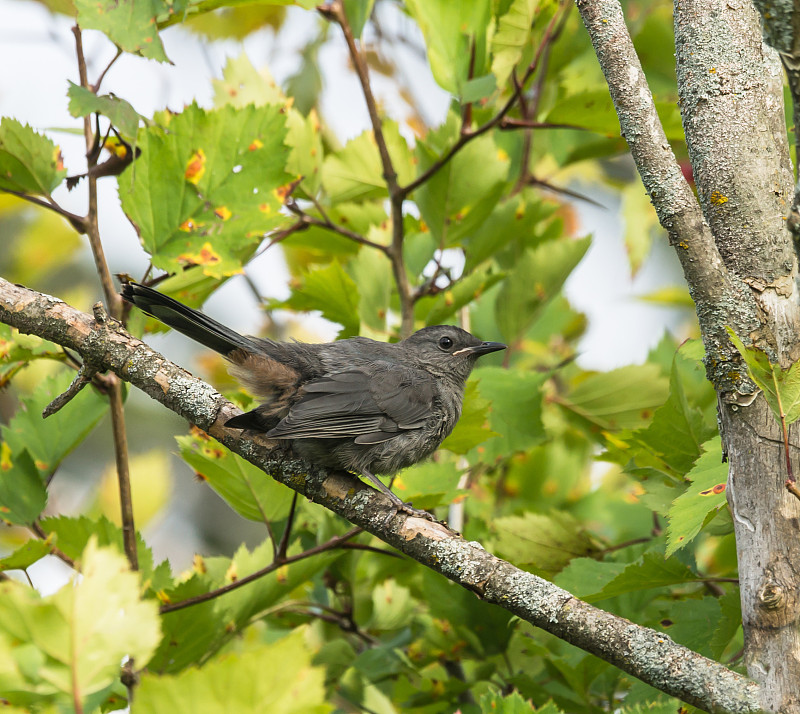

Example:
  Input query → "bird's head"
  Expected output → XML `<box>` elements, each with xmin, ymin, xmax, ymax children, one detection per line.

<box><xmin>400</xmin><ymin>325</ymin><xmax>506</xmax><ymax>382</ymax></box>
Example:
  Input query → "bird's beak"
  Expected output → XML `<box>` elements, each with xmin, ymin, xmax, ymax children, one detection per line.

<box><xmin>453</xmin><ymin>341</ymin><xmax>507</xmax><ymax>357</ymax></box>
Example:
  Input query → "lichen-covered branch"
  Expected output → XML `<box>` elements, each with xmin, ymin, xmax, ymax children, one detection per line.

<box><xmin>574</xmin><ymin>0</ymin><xmax>763</xmax><ymax>392</ymax></box>
<box><xmin>0</xmin><ymin>277</ymin><xmax>761</xmax><ymax>713</ymax></box>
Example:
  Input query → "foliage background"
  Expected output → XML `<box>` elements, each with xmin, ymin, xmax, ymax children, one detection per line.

<box><xmin>0</xmin><ymin>1</ymin><xmax>743</xmax><ymax>712</ymax></box>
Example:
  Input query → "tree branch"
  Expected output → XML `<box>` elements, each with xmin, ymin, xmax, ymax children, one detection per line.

<box><xmin>0</xmin><ymin>278</ymin><xmax>761</xmax><ymax>713</ymax></box>
<box><xmin>575</xmin><ymin>0</ymin><xmax>762</xmax><ymax>393</ymax></box>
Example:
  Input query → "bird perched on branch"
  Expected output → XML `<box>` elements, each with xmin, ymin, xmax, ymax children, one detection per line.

<box><xmin>120</xmin><ymin>280</ymin><xmax>506</xmax><ymax>516</ymax></box>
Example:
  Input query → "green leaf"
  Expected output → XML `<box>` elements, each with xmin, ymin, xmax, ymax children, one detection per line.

<box><xmin>321</xmin><ymin>123</ymin><xmax>413</xmax><ymax>204</ymax></box>
<box><xmin>38</xmin><ymin>515</ymin><xmax>170</xmax><ymax>592</ymax></box>
<box><xmin>118</xmin><ymin>102</ymin><xmax>293</xmax><ymax>278</ymax></box>
<box><xmin>350</xmin><ymin>247</ymin><xmax>391</xmax><ymax>332</ymax></box>
<box><xmin>495</xmin><ymin>237</ymin><xmax>591</xmax><ymax>344</ymax></box>
<box><xmin>586</xmin><ymin>552</ymin><xmax>700</xmax><ymax>602</ymax></box>
<box><xmin>177</xmin><ymin>432</ymin><xmax>294</xmax><ymax>523</ymax></box>
<box><xmin>343</xmin><ymin>0</ymin><xmax>376</xmax><ymax>38</ymax></box>
<box><xmin>479</xmin><ymin>688</ymin><xmax>554</xmax><ymax>713</ymax></box>
<box><xmin>562</xmin><ymin>364</ymin><xmax>669</xmax><ymax>431</ymax></box>
<box><xmin>66</xmin><ymin>82</ymin><xmax>142</xmax><ymax>141</ymax></box>
<box><xmin>140</xmin><ymin>629</ymin><xmax>328</xmax><ymax>712</ymax></box>
<box><xmin>665</xmin><ymin>437</ymin><xmax>728</xmax><ymax>556</ymax></box>
<box><xmin>0</xmin><ymin>537</ymin><xmax>53</xmax><ymax>572</ymax></box>
<box><xmin>631</xmin><ymin>349</ymin><xmax>716</xmax><ymax>478</ymax></box>
<box><xmin>491</xmin><ymin>0</ymin><xmax>537</xmax><ymax>89</ymax></box>
<box><xmin>0</xmin><ymin>118</ymin><xmax>66</xmax><ymax>196</ymax></box>
<box><xmin>0</xmin><ymin>541</ymin><xmax>161</xmax><ymax>705</ymax></box>
<box><xmin>638</xmin><ymin>286</ymin><xmax>695</xmax><ymax>308</ymax></box>
<box><xmin>393</xmin><ymin>460</ymin><xmax>464</xmax><ymax>509</ymax></box>
<box><xmin>660</xmin><ymin>596</ymin><xmax>720</xmax><ymax>658</ymax></box>
<box><xmin>74</xmin><ymin>0</ymin><xmax>185</xmax><ymax>62</ymax></box>
<box><xmin>553</xmin><ymin>557</ymin><xmax>627</xmax><ymax>599</ymax></box>
<box><xmin>0</xmin><ymin>448</ymin><xmax>46</xmax><ymax>525</ymax></box>
<box><xmin>727</xmin><ymin>326</ymin><xmax>800</xmax><ymax>425</ymax></box>
<box><xmin>621</xmin><ymin>181</ymin><xmax>659</xmax><ymax>275</ymax></box>
<box><xmin>421</xmin><ymin>265</ymin><xmax>504</xmax><ymax>326</ymax></box>
<box><xmin>212</xmin><ymin>53</ymin><xmax>287</xmax><ymax>108</ymax></box>
<box><xmin>150</xmin><ymin>539</ymin><xmax>340</xmax><ymax>672</ymax></box>
<box><xmin>474</xmin><ymin>366</ymin><xmax>547</xmax><ymax>456</ymax></box>
<box><xmin>441</xmin><ymin>378</ymin><xmax>498</xmax><ymax>454</ymax></box>
<box><xmin>1</xmin><ymin>371</ymin><xmax>108</xmax><ymax>476</ymax></box>
<box><xmin>423</xmin><ymin>569</ymin><xmax>515</xmax><ymax>657</ymax></box>
<box><xmin>404</xmin><ymin>0</ymin><xmax>491</xmax><ymax>99</ymax></box>
<box><xmin>494</xmin><ymin>511</ymin><xmax>598</xmax><ymax>575</ymax></box>
<box><xmin>415</xmin><ymin>130</ymin><xmax>510</xmax><ymax>245</ymax></box>
<box><xmin>710</xmin><ymin>589</ymin><xmax>742</xmax><ymax>660</ymax></box>
<box><xmin>281</xmin><ymin>261</ymin><xmax>361</xmax><ymax>337</ymax></box>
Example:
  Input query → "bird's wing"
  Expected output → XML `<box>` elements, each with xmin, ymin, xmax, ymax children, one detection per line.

<box><xmin>265</xmin><ymin>364</ymin><xmax>436</xmax><ymax>442</ymax></box>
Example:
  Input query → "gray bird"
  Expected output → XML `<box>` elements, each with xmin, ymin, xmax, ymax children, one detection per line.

<box><xmin>121</xmin><ymin>281</ymin><xmax>506</xmax><ymax>516</ymax></box>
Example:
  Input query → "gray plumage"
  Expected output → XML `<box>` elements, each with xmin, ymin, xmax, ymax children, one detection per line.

<box><xmin>121</xmin><ymin>281</ymin><xmax>506</xmax><ymax>514</ymax></box>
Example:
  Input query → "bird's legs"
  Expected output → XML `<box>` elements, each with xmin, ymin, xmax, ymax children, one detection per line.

<box><xmin>359</xmin><ymin>469</ymin><xmax>433</xmax><ymax>520</ymax></box>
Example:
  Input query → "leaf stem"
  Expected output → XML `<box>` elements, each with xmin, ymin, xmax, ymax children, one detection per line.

<box><xmin>159</xmin><ymin>527</ymin><xmax>363</xmax><ymax>614</ymax></box>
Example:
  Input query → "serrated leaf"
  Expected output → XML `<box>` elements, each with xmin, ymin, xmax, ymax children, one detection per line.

<box><xmin>479</xmin><ymin>688</ymin><xmax>550</xmax><ymax>713</ymax></box>
<box><xmin>1</xmin><ymin>371</ymin><xmax>108</xmax><ymax>476</ymax></box>
<box><xmin>0</xmin><ymin>537</ymin><xmax>53</xmax><ymax>572</ymax></box>
<box><xmin>151</xmin><ymin>539</ymin><xmax>339</xmax><ymax>672</ymax></box>
<box><xmin>727</xmin><ymin>327</ymin><xmax>800</xmax><ymax>424</ymax></box>
<box><xmin>0</xmin><ymin>448</ymin><xmax>46</xmax><ymax>525</ymax></box>
<box><xmin>415</xmin><ymin>131</ymin><xmax>510</xmax><ymax>246</ymax></box>
<box><xmin>118</xmin><ymin>102</ymin><xmax>293</xmax><ymax>278</ymax></box>
<box><xmin>280</xmin><ymin>260</ymin><xmax>360</xmax><ymax>336</ymax></box>
<box><xmin>66</xmin><ymin>82</ymin><xmax>142</xmax><ymax>141</ymax></box>
<box><xmin>404</xmin><ymin>0</ymin><xmax>491</xmax><ymax>99</ymax></box>
<box><xmin>37</xmin><ymin>515</ymin><xmax>170</xmax><ymax>592</ymax></box>
<box><xmin>586</xmin><ymin>552</ymin><xmax>699</xmax><ymax>602</ymax></box>
<box><xmin>562</xmin><ymin>364</ymin><xmax>669</xmax><ymax>431</ymax></box>
<box><xmin>441</xmin><ymin>378</ymin><xmax>498</xmax><ymax>454</ymax></box>
<box><xmin>494</xmin><ymin>511</ymin><xmax>598</xmax><ymax>574</ymax></box>
<box><xmin>0</xmin><ymin>118</ymin><xmax>66</xmax><ymax>196</ymax></box>
<box><xmin>491</xmin><ymin>0</ymin><xmax>537</xmax><ymax>89</ymax></box>
<box><xmin>212</xmin><ymin>53</ymin><xmax>287</xmax><ymax>109</ymax></box>
<box><xmin>321</xmin><ymin>123</ymin><xmax>414</xmax><ymax>203</ymax></box>
<box><xmin>552</xmin><ymin>557</ymin><xmax>627</xmax><ymax>599</ymax></box>
<box><xmin>474</xmin><ymin>366</ymin><xmax>547</xmax><ymax>456</ymax></box>
<box><xmin>665</xmin><ymin>437</ymin><xmax>728</xmax><ymax>556</ymax></box>
<box><xmin>138</xmin><ymin>629</ymin><xmax>329</xmax><ymax>712</ymax></box>
<box><xmin>177</xmin><ymin>431</ymin><xmax>293</xmax><ymax>523</ymax></box>
<box><xmin>495</xmin><ymin>237</ymin><xmax>591</xmax><ymax>344</ymax></box>
<box><xmin>0</xmin><ymin>541</ymin><xmax>161</xmax><ymax>705</ymax></box>
<box><xmin>74</xmin><ymin>0</ymin><xmax>186</xmax><ymax>62</ymax></box>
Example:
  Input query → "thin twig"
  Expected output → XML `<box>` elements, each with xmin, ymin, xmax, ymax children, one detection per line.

<box><xmin>276</xmin><ymin>492</ymin><xmax>299</xmax><ymax>561</ymax></box>
<box><xmin>399</xmin><ymin>1</ymin><xmax>571</xmax><ymax>200</ymax></box>
<box><xmin>74</xmin><ymin>26</ymin><xmax>136</xmax><ymax>570</ymax></box>
<box><xmin>31</xmin><ymin>521</ymin><xmax>76</xmax><ymax>568</ymax></box>
<box><xmin>0</xmin><ymin>187</ymin><xmax>86</xmax><ymax>233</ymax></box>
<box><xmin>324</xmin><ymin>1</ymin><xmax>413</xmax><ymax>336</ymax></box>
<box><xmin>160</xmin><ymin>527</ymin><xmax>363</xmax><ymax>614</ymax></box>
<box><xmin>42</xmin><ymin>363</ymin><xmax>96</xmax><ymax>418</ymax></box>
<box><xmin>92</xmin><ymin>48</ymin><xmax>122</xmax><ymax>92</ymax></box>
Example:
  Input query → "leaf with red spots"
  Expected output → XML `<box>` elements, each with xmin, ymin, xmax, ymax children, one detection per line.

<box><xmin>74</xmin><ymin>0</ymin><xmax>187</xmax><ymax>62</ymax></box>
<box><xmin>119</xmin><ymin>102</ymin><xmax>293</xmax><ymax>277</ymax></box>
<box><xmin>666</xmin><ymin>437</ymin><xmax>729</xmax><ymax>556</ymax></box>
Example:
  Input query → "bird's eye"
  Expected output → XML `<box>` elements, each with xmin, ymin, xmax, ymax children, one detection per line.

<box><xmin>438</xmin><ymin>336</ymin><xmax>454</xmax><ymax>350</ymax></box>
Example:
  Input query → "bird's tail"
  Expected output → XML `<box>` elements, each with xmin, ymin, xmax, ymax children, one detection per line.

<box><xmin>120</xmin><ymin>281</ymin><xmax>259</xmax><ymax>356</ymax></box>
